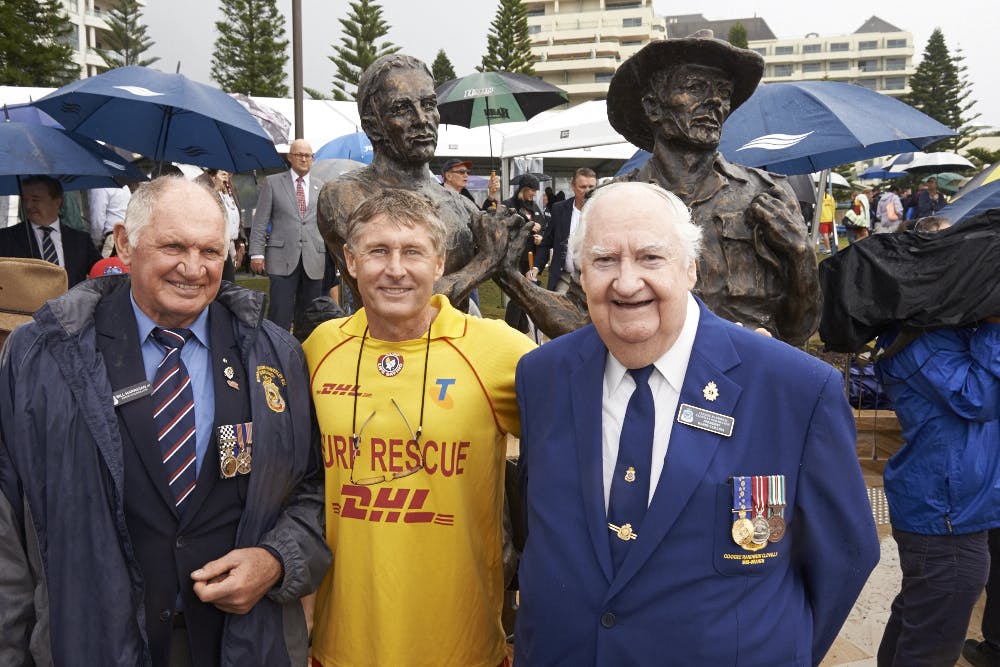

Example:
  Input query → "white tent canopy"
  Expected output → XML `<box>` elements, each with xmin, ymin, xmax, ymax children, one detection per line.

<box><xmin>500</xmin><ymin>100</ymin><xmax>632</xmax><ymax>158</ymax></box>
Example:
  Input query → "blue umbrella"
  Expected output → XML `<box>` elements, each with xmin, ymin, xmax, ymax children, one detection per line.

<box><xmin>0</xmin><ymin>120</ymin><xmax>147</xmax><ymax>195</ymax></box>
<box><xmin>4</xmin><ymin>103</ymin><xmax>61</xmax><ymax>128</ymax></box>
<box><xmin>939</xmin><ymin>181</ymin><xmax>1000</xmax><ymax>225</ymax></box>
<box><xmin>716</xmin><ymin>81</ymin><xmax>955</xmax><ymax>175</ymax></box>
<box><xmin>33</xmin><ymin>66</ymin><xmax>283</xmax><ymax>173</ymax></box>
<box><xmin>859</xmin><ymin>165</ymin><xmax>909</xmax><ymax>180</ymax></box>
<box><xmin>314</xmin><ymin>131</ymin><xmax>373</xmax><ymax>163</ymax></box>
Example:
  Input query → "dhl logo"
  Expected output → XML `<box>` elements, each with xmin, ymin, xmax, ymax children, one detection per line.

<box><xmin>317</xmin><ymin>383</ymin><xmax>370</xmax><ymax>397</ymax></box>
<box><xmin>333</xmin><ymin>485</ymin><xmax>454</xmax><ymax>526</ymax></box>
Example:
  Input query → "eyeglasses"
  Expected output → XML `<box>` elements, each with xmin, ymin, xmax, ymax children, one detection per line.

<box><xmin>349</xmin><ymin>325</ymin><xmax>430</xmax><ymax>486</ymax></box>
<box><xmin>449</xmin><ymin>169</ymin><xmax>469</xmax><ymax>175</ymax></box>
<box><xmin>289</xmin><ymin>152</ymin><xmax>314</xmax><ymax>159</ymax></box>
<box><xmin>350</xmin><ymin>398</ymin><xmax>425</xmax><ymax>485</ymax></box>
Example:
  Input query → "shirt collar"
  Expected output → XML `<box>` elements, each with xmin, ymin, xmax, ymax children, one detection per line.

<box><xmin>290</xmin><ymin>169</ymin><xmax>309</xmax><ymax>184</ymax></box>
<box><xmin>130</xmin><ymin>290</ymin><xmax>211</xmax><ymax>348</ymax></box>
<box><xmin>340</xmin><ymin>293</ymin><xmax>468</xmax><ymax>341</ymax></box>
<box><xmin>30</xmin><ymin>219</ymin><xmax>61</xmax><ymax>233</ymax></box>
<box><xmin>605</xmin><ymin>292</ymin><xmax>700</xmax><ymax>396</ymax></box>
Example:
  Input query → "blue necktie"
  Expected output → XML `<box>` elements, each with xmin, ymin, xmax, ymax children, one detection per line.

<box><xmin>40</xmin><ymin>226</ymin><xmax>58</xmax><ymax>265</ymax></box>
<box><xmin>151</xmin><ymin>327</ymin><xmax>198</xmax><ymax>511</ymax></box>
<box><xmin>607</xmin><ymin>365</ymin><xmax>655</xmax><ymax>571</ymax></box>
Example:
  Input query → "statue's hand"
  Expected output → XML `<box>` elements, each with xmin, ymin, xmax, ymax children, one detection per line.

<box><xmin>748</xmin><ymin>188</ymin><xmax>808</xmax><ymax>255</ymax></box>
<box><xmin>473</xmin><ymin>206</ymin><xmax>525</xmax><ymax>274</ymax></box>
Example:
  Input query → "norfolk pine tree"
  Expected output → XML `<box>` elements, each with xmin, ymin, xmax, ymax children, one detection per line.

<box><xmin>480</xmin><ymin>0</ymin><xmax>534</xmax><ymax>74</ymax></box>
<box><xmin>903</xmin><ymin>28</ymin><xmax>979</xmax><ymax>151</ymax></box>
<box><xmin>727</xmin><ymin>22</ymin><xmax>748</xmax><ymax>49</ymax></box>
<box><xmin>95</xmin><ymin>0</ymin><xmax>159</xmax><ymax>69</ymax></box>
<box><xmin>0</xmin><ymin>0</ymin><xmax>77</xmax><ymax>86</ymax></box>
<box><xmin>329</xmin><ymin>0</ymin><xmax>399</xmax><ymax>101</ymax></box>
<box><xmin>211</xmin><ymin>0</ymin><xmax>289</xmax><ymax>97</ymax></box>
<box><xmin>431</xmin><ymin>50</ymin><xmax>456</xmax><ymax>88</ymax></box>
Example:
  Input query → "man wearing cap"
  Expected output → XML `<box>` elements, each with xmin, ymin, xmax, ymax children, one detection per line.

<box><xmin>608</xmin><ymin>31</ymin><xmax>820</xmax><ymax>344</ymax></box>
<box><xmin>0</xmin><ymin>175</ymin><xmax>102</xmax><ymax>287</ymax></box>
<box><xmin>442</xmin><ymin>158</ymin><xmax>503</xmax><ymax>210</ymax></box>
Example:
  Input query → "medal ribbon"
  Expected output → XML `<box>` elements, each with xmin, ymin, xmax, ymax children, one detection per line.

<box><xmin>768</xmin><ymin>474</ymin><xmax>785</xmax><ymax>517</ymax></box>
<box><xmin>752</xmin><ymin>475</ymin><xmax>768</xmax><ymax>519</ymax></box>
<box><xmin>732</xmin><ymin>475</ymin><xmax>751</xmax><ymax>521</ymax></box>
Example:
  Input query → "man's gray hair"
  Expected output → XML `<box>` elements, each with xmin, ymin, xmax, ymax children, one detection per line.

<box><xmin>344</xmin><ymin>188</ymin><xmax>448</xmax><ymax>259</ymax></box>
<box><xmin>124</xmin><ymin>175</ymin><xmax>228</xmax><ymax>247</ymax></box>
<box><xmin>570</xmin><ymin>181</ymin><xmax>703</xmax><ymax>266</ymax></box>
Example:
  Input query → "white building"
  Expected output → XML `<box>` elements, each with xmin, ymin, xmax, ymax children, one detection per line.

<box><xmin>750</xmin><ymin>16</ymin><xmax>916</xmax><ymax>97</ymax></box>
<box><xmin>60</xmin><ymin>0</ymin><xmax>146</xmax><ymax>79</ymax></box>
<box><xmin>527</xmin><ymin>7</ymin><xmax>915</xmax><ymax>105</ymax></box>
<box><xmin>525</xmin><ymin>0</ymin><xmax>666</xmax><ymax>105</ymax></box>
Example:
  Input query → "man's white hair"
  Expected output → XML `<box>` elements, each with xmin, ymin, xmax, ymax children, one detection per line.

<box><xmin>124</xmin><ymin>175</ymin><xmax>228</xmax><ymax>247</ymax></box>
<box><xmin>570</xmin><ymin>181</ymin><xmax>703</xmax><ymax>267</ymax></box>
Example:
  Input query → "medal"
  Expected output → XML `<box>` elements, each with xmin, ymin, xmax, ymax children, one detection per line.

<box><xmin>702</xmin><ymin>381</ymin><xmax>719</xmax><ymax>401</ymax></box>
<box><xmin>747</xmin><ymin>475</ymin><xmax>770</xmax><ymax>550</ymax></box>
<box><xmin>731</xmin><ymin>476</ymin><xmax>754</xmax><ymax>547</ymax></box>
<box><xmin>767</xmin><ymin>474</ymin><xmax>787</xmax><ymax>543</ymax></box>
<box><xmin>216</xmin><ymin>421</ymin><xmax>253</xmax><ymax>478</ymax></box>
<box><xmin>624</xmin><ymin>466</ymin><xmax>636</xmax><ymax>483</ymax></box>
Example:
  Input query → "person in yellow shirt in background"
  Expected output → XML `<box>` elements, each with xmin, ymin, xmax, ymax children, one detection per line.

<box><xmin>819</xmin><ymin>190</ymin><xmax>837</xmax><ymax>254</ymax></box>
<box><xmin>303</xmin><ymin>189</ymin><xmax>534</xmax><ymax>667</ymax></box>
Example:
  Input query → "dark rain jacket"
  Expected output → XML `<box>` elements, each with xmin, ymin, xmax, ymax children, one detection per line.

<box><xmin>0</xmin><ymin>277</ymin><xmax>330</xmax><ymax>666</ymax></box>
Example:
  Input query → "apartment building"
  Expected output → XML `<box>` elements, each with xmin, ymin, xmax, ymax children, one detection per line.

<box><xmin>750</xmin><ymin>16</ymin><xmax>916</xmax><ymax>97</ymax></box>
<box><xmin>60</xmin><ymin>0</ymin><xmax>139</xmax><ymax>79</ymax></box>
<box><xmin>527</xmin><ymin>6</ymin><xmax>915</xmax><ymax>105</ymax></box>
<box><xmin>525</xmin><ymin>0</ymin><xmax>666</xmax><ymax>105</ymax></box>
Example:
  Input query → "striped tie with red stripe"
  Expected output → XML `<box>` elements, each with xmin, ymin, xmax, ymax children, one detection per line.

<box><xmin>151</xmin><ymin>327</ymin><xmax>198</xmax><ymax>510</ymax></box>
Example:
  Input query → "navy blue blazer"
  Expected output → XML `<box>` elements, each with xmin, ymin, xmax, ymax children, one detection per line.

<box><xmin>533</xmin><ymin>197</ymin><xmax>575</xmax><ymax>290</ymax></box>
<box><xmin>514</xmin><ymin>300</ymin><xmax>879</xmax><ymax>666</ymax></box>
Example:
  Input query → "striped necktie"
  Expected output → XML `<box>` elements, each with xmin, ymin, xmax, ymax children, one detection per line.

<box><xmin>607</xmin><ymin>365</ymin><xmax>655</xmax><ymax>572</ymax></box>
<box><xmin>151</xmin><ymin>327</ymin><xmax>198</xmax><ymax>511</ymax></box>
<box><xmin>40</xmin><ymin>226</ymin><xmax>59</xmax><ymax>265</ymax></box>
<box><xmin>296</xmin><ymin>176</ymin><xmax>307</xmax><ymax>217</ymax></box>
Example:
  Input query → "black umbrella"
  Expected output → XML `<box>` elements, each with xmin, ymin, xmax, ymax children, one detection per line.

<box><xmin>436</xmin><ymin>71</ymin><xmax>568</xmax><ymax>164</ymax></box>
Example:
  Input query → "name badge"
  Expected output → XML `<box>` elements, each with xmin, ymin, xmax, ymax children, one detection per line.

<box><xmin>112</xmin><ymin>381</ymin><xmax>151</xmax><ymax>407</ymax></box>
<box><xmin>676</xmin><ymin>403</ymin><xmax>734</xmax><ymax>437</ymax></box>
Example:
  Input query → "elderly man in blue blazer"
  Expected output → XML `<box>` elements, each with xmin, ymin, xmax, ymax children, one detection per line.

<box><xmin>514</xmin><ymin>182</ymin><xmax>878</xmax><ymax>666</ymax></box>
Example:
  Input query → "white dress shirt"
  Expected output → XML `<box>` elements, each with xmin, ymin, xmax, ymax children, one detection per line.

<box><xmin>564</xmin><ymin>204</ymin><xmax>582</xmax><ymax>275</ymax></box>
<box><xmin>31</xmin><ymin>219</ymin><xmax>65</xmax><ymax>267</ymax></box>
<box><xmin>601</xmin><ymin>293</ymin><xmax>700</xmax><ymax>511</ymax></box>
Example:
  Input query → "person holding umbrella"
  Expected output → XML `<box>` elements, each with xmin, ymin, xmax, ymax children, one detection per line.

<box><xmin>917</xmin><ymin>175</ymin><xmax>948</xmax><ymax>218</ymax></box>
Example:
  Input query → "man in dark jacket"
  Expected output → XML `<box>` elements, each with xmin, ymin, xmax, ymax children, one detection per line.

<box><xmin>0</xmin><ymin>175</ymin><xmax>101</xmax><ymax>286</ymax></box>
<box><xmin>529</xmin><ymin>167</ymin><xmax>597</xmax><ymax>292</ymax></box>
<box><xmin>0</xmin><ymin>176</ymin><xmax>330</xmax><ymax>667</ymax></box>
<box><xmin>502</xmin><ymin>174</ymin><xmax>544</xmax><ymax>332</ymax></box>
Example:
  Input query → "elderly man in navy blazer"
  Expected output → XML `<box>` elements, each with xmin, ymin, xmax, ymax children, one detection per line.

<box><xmin>514</xmin><ymin>182</ymin><xmax>879</xmax><ymax>666</ymax></box>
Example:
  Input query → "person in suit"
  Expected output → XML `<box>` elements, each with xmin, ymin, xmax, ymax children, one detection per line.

<box><xmin>249</xmin><ymin>139</ymin><xmax>327</xmax><ymax>332</ymax></box>
<box><xmin>0</xmin><ymin>176</ymin><xmax>329</xmax><ymax>666</ymax></box>
<box><xmin>0</xmin><ymin>175</ymin><xmax>101</xmax><ymax>286</ymax></box>
<box><xmin>513</xmin><ymin>181</ymin><xmax>879</xmax><ymax>666</ymax></box>
<box><xmin>529</xmin><ymin>167</ymin><xmax>597</xmax><ymax>293</ymax></box>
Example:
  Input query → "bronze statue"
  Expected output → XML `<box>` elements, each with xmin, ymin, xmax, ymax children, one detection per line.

<box><xmin>317</xmin><ymin>54</ymin><xmax>525</xmax><ymax>310</ymax></box>
<box><xmin>608</xmin><ymin>32</ymin><xmax>821</xmax><ymax>344</ymax></box>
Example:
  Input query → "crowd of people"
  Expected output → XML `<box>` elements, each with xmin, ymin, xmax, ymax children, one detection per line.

<box><xmin>0</xmin><ymin>35</ymin><xmax>996</xmax><ymax>667</ymax></box>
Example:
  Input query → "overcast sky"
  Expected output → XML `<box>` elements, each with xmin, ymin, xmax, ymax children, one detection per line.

<box><xmin>143</xmin><ymin>0</ymin><xmax>999</xmax><ymax>129</ymax></box>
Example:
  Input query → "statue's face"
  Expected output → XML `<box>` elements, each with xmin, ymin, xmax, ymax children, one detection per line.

<box><xmin>645</xmin><ymin>64</ymin><xmax>734</xmax><ymax>150</ymax></box>
<box><xmin>374</xmin><ymin>69</ymin><xmax>440</xmax><ymax>165</ymax></box>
